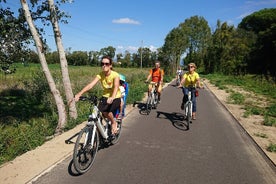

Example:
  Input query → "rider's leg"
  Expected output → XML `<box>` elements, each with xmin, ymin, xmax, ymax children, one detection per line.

<box><xmin>148</xmin><ymin>84</ymin><xmax>152</xmax><ymax>96</ymax></box>
<box><xmin>102</xmin><ymin>112</ymin><xmax>117</xmax><ymax>134</ymax></box>
<box><xmin>157</xmin><ymin>84</ymin><xmax>162</xmax><ymax>101</ymax></box>
<box><xmin>101</xmin><ymin>98</ymin><xmax>121</xmax><ymax>135</ymax></box>
<box><xmin>191</xmin><ymin>89</ymin><xmax>197</xmax><ymax>119</ymax></box>
<box><xmin>118</xmin><ymin>98</ymin><xmax>124</xmax><ymax>119</ymax></box>
<box><xmin>181</xmin><ymin>88</ymin><xmax>188</xmax><ymax>110</ymax></box>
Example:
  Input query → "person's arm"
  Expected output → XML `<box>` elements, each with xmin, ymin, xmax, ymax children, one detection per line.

<box><xmin>146</xmin><ymin>73</ymin><xmax>151</xmax><ymax>82</ymax></box>
<box><xmin>160</xmin><ymin>70</ymin><xmax>164</xmax><ymax>85</ymax></box>
<box><xmin>75</xmin><ymin>77</ymin><xmax>99</xmax><ymax>101</ymax></box>
<box><xmin>196</xmin><ymin>77</ymin><xmax>203</xmax><ymax>88</ymax></box>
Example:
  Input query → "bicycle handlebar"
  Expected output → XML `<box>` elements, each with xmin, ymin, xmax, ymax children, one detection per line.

<box><xmin>79</xmin><ymin>95</ymin><xmax>98</xmax><ymax>104</ymax></box>
<box><xmin>145</xmin><ymin>81</ymin><xmax>158</xmax><ymax>85</ymax></box>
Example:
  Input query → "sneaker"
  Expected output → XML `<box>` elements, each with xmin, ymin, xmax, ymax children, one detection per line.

<box><xmin>181</xmin><ymin>103</ymin><xmax>184</xmax><ymax>110</ymax></box>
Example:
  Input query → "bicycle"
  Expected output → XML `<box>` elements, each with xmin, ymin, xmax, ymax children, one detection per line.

<box><xmin>72</xmin><ymin>95</ymin><xmax>122</xmax><ymax>174</ymax></box>
<box><xmin>181</xmin><ymin>86</ymin><xmax>194</xmax><ymax>130</ymax></box>
<box><xmin>145</xmin><ymin>81</ymin><xmax>159</xmax><ymax>115</ymax></box>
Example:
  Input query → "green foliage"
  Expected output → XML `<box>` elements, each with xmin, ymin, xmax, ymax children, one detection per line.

<box><xmin>243</xmin><ymin>105</ymin><xmax>263</xmax><ymax>118</ymax></box>
<box><xmin>263</xmin><ymin>115</ymin><xmax>276</xmax><ymax>127</ymax></box>
<box><xmin>205</xmin><ymin>73</ymin><xmax>276</xmax><ymax>127</ymax></box>
<box><xmin>267</xmin><ymin>143</ymin><xmax>276</xmax><ymax>153</ymax></box>
<box><xmin>227</xmin><ymin>92</ymin><xmax>245</xmax><ymax>104</ymax></box>
<box><xmin>267</xmin><ymin>103</ymin><xmax>276</xmax><ymax>117</ymax></box>
<box><xmin>238</xmin><ymin>8</ymin><xmax>276</xmax><ymax>80</ymax></box>
<box><xmin>254</xmin><ymin>132</ymin><xmax>268</xmax><ymax>139</ymax></box>
<box><xmin>0</xmin><ymin>119</ymin><xmax>50</xmax><ymax>165</ymax></box>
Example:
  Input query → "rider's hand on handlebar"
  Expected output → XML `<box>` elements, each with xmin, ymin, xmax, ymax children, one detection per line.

<box><xmin>74</xmin><ymin>94</ymin><xmax>81</xmax><ymax>102</ymax></box>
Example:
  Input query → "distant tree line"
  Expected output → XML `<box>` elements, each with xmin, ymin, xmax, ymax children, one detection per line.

<box><xmin>15</xmin><ymin>8</ymin><xmax>275</xmax><ymax>81</ymax></box>
<box><xmin>2</xmin><ymin>4</ymin><xmax>275</xmax><ymax>81</ymax></box>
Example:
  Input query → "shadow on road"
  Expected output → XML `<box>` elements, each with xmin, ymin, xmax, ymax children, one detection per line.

<box><xmin>133</xmin><ymin>101</ymin><xmax>149</xmax><ymax>115</ymax></box>
<box><xmin>68</xmin><ymin>159</ymin><xmax>82</xmax><ymax>176</ymax></box>
<box><xmin>156</xmin><ymin>111</ymin><xmax>189</xmax><ymax>131</ymax></box>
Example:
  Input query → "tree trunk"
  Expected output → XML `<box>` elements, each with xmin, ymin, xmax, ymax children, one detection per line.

<box><xmin>48</xmin><ymin>0</ymin><xmax>78</xmax><ymax>119</ymax></box>
<box><xmin>20</xmin><ymin>0</ymin><xmax>67</xmax><ymax>134</ymax></box>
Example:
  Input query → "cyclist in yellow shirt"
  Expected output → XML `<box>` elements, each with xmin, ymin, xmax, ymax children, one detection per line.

<box><xmin>178</xmin><ymin>63</ymin><xmax>202</xmax><ymax>120</ymax></box>
<box><xmin>75</xmin><ymin>56</ymin><xmax>121</xmax><ymax>136</ymax></box>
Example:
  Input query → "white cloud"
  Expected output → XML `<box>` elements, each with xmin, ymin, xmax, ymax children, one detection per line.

<box><xmin>245</xmin><ymin>0</ymin><xmax>276</xmax><ymax>7</ymax></box>
<box><xmin>116</xmin><ymin>45</ymin><xmax>158</xmax><ymax>54</ymax></box>
<box><xmin>236</xmin><ymin>11</ymin><xmax>252</xmax><ymax>20</ymax></box>
<box><xmin>148</xmin><ymin>45</ymin><xmax>158</xmax><ymax>52</ymax></box>
<box><xmin>112</xmin><ymin>18</ymin><xmax>141</xmax><ymax>25</ymax></box>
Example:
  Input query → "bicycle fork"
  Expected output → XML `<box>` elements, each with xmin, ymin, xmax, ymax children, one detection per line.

<box><xmin>185</xmin><ymin>101</ymin><xmax>192</xmax><ymax>118</ymax></box>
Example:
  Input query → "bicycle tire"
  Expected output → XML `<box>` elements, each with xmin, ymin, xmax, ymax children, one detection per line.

<box><xmin>176</xmin><ymin>78</ymin><xmax>180</xmax><ymax>86</ymax></box>
<box><xmin>153</xmin><ymin>93</ymin><xmax>158</xmax><ymax>109</ymax></box>
<box><xmin>186</xmin><ymin>102</ymin><xmax>192</xmax><ymax>130</ymax></box>
<box><xmin>146</xmin><ymin>95</ymin><xmax>152</xmax><ymax>115</ymax></box>
<box><xmin>110</xmin><ymin>120</ymin><xmax>122</xmax><ymax>145</ymax></box>
<box><xmin>73</xmin><ymin>125</ymin><xmax>99</xmax><ymax>174</ymax></box>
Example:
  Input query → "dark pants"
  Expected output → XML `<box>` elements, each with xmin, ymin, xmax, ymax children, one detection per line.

<box><xmin>98</xmin><ymin>97</ymin><xmax>121</xmax><ymax>113</ymax></box>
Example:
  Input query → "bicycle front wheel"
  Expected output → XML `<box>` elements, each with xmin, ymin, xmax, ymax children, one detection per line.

<box><xmin>153</xmin><ymin>93</ymin><xmax>158</xmax><ymax>109</ymax></box>
<box><xmin>146</xmin><ymin>95</ymin><xmax>152</xmax><ymax>115</ymax></box>
<box><xmin>186</xmin><ymin>102</ymin><xmax>192</xmax><ymax>130</ymax></box>
<box><xmin>73</xmin><ymin>125</ymin><xmax>99</xmax><ymax>174</ymax></box>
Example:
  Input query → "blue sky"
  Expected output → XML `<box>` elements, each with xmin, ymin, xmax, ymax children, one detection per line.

<box><xmin>5</xmin><ymin>0</ymin><xmax>276</xmax><ymax>54</ymax></box>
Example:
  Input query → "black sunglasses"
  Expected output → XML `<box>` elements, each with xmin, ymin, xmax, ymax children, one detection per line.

<box><xmin>101</xmin><ymin>62</ymin><xmax>110</xmax><ymax>66</ymax></box>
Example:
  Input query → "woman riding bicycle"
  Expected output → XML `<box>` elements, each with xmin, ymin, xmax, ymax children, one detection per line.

<box><xmin>177</xmin><ymin>62</ymin><xmax>202</xmax><ymax>120</ymax></box>
<box><xmin>74</xmin><ymin>56</ymin><xmax>121</xmax><ymax>136</ymax></box>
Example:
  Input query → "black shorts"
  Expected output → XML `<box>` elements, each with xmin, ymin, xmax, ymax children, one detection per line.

<box><xmin>98</xmin><ymin>97</ymin><xmax>121</xmax><ymax>113</ymax></box>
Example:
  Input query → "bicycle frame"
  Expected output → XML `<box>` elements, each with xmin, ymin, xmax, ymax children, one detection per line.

<box><xmin>185</xmin><ymin>90</ymin><xmax>193</xmax><ymax>119</ymax></box>
<box><xmin>146</xmin><ymin>82</ymin><xmax>158</xmax><ymax>114</ymax></box>
<box><xmin>149</xmin><ymin>82</ymin><xmax>158</xmax><ymax>105</ymax></box>
<box><xmin>89</xmin><ymin>102</ymin><xmax>112</xmax><ymax>140</ymax></box>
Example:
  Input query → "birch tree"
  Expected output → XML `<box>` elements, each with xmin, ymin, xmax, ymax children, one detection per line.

<box><xmin>48</xmin><ymin>0</ymin><xmax>77</xmax><ymax>119</ymax></box>
<box><xmin>20</xmin><ymin>0</ymin><xmax>66</xmax><ymax>133</ymax></box>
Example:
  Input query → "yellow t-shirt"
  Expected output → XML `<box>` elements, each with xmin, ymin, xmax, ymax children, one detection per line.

<box><xmin>97</xmin><ymin>71</ymin><xmax>121</xmax><ymax>98</ymax></box>
<box><xmin>183</xmin><ymin>72</ymin><xmax>199</xmax><ymax>87</ymax></box>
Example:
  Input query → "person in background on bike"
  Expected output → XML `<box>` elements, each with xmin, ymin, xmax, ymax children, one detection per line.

<box><xmin>74</xmin><ymin>56</ymin><xmax>121</xmax><ymax>136</ymax></box>
<box><xmin>145</xmin><ymin>60</ymin><xmax>164</xmax><ymax>103</ymax></box>
<box><xmin>177</xmin><ymin>62</ymin><xmax>202</xmax><ymax>120</ymax></box>
<box><xmin>176</xmin><ymin>66</ymin><xmax>183</xmax><ymax>84</ymax></box>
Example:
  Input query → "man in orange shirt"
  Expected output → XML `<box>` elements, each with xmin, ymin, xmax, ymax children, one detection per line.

<box><xmin>145</xmin><ymin>60</ymin><xmax>164</xmax><ymax>103</ymax></box>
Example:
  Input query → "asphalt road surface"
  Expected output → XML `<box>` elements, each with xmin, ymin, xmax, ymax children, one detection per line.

<box><xmin>33</xmin><ymin>82</ymin><xmax>276</xmax><ymax>184</ymax></box>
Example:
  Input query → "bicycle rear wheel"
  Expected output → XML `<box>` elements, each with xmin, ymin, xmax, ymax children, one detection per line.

<box><xmin>146</xmin><ymin>95</ymin><xmax>152</xmax><ymax>115</ymax></box>
<box><xmin>73</xmin><ymin>125</ymin><xmax>99</xmax><ymax>174</ymax></box>
<box><xmin>110</xmin><ymin>120</ymin><xmax>122</xmax><ymax>145</ymax></box>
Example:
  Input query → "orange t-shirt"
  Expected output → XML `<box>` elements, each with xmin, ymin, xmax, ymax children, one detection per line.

<box><xmin>150</xmin><ymin>68</ymin><xmax>164</xmax><ymax>82</ymax></box>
